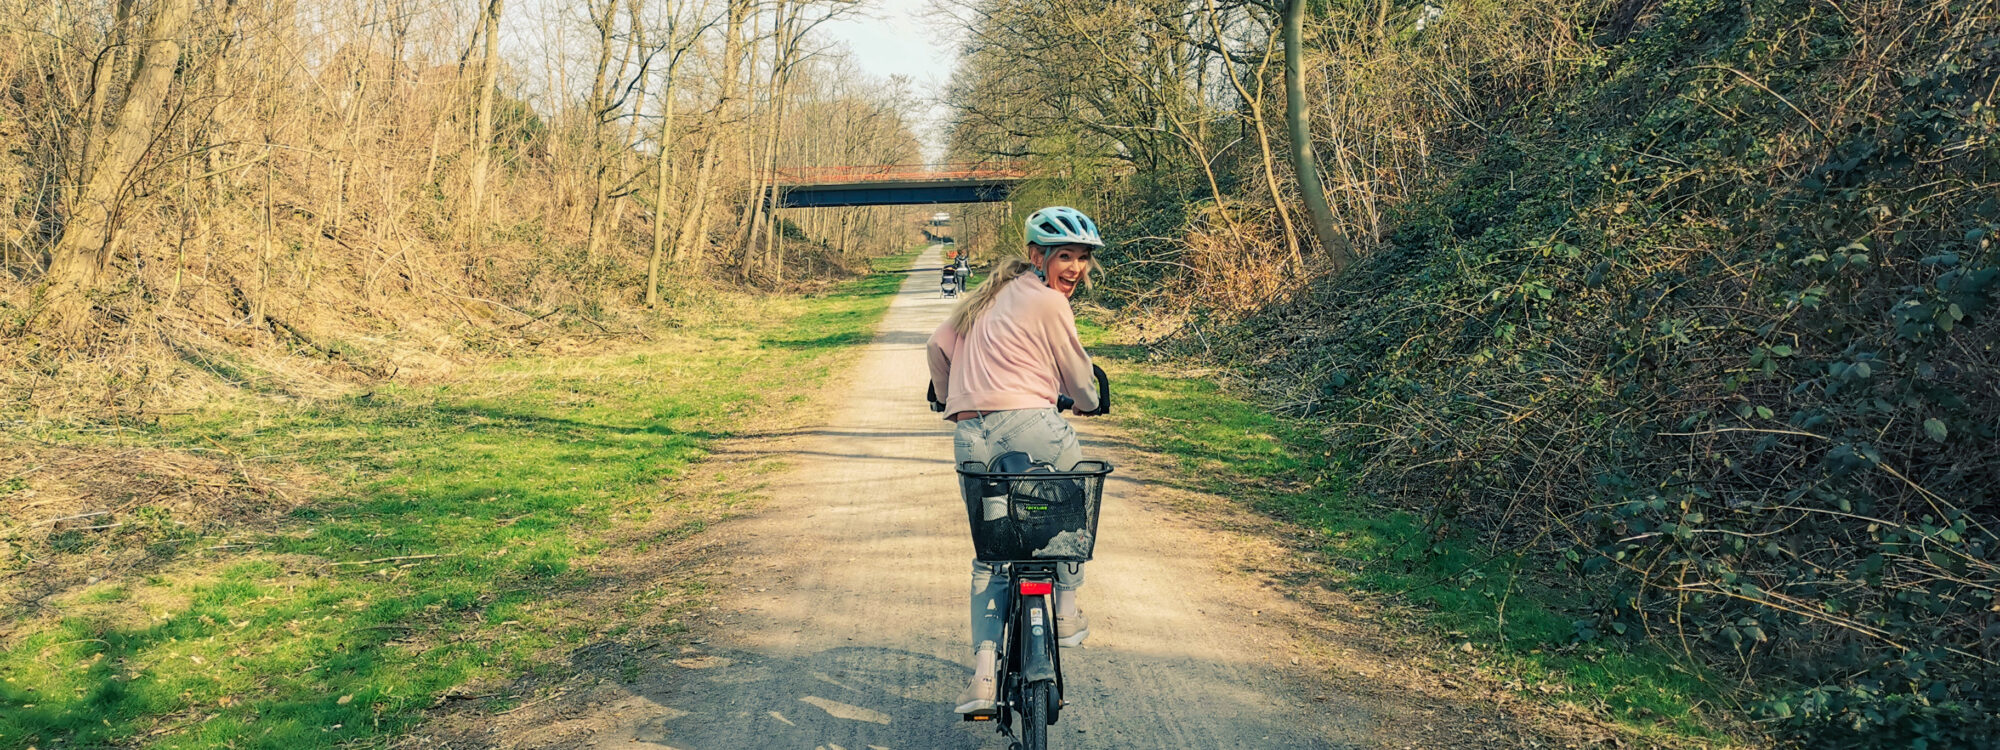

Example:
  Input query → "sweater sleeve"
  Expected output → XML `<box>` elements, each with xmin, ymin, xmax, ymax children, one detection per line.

<box><xmin>1039</xmin><ymin>295</ymin><xmax>1099</xmax><ymax>413</ymax></box>
<box><xmin>926</xmin><ymin>319</ymin><xmax>959</xmax><ymax>414</ymax></box>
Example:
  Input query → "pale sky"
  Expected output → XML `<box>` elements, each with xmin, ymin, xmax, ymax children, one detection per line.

<box><xmin>498</xmin><ymin>0</ymin><xmax>960</xmax><ymax>162</ymax></box>
<box><xmin>816</xmin><ymin>0</ymin><xmax>959</xmax><ymax>162</ymax></box>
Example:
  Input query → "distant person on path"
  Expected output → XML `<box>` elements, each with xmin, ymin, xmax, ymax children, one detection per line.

<box><xmin>926</xmin><ymin>206</ymin><xmax>1103</xmax><ymax>714</ymax></box>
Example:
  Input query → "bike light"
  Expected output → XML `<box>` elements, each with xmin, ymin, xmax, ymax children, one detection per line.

<box><xmin>1018</xmin><ymin>581</ymin><xmax>1054</xmax><ymax>596</ymax></box>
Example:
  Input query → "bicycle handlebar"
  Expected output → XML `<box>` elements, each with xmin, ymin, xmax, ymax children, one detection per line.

<box><xmin>928</xmin><ymin>364</ymin><xmax>1110</xmax><ymax>416</ymax></box>
<box><xmin>1076</xmin><ymin>364</ymin><xmax>1111</xmax><ymax>416</ymax></box>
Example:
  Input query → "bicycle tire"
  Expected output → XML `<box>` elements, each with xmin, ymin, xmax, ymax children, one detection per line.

<box><xmin>1019</xmin><ymin>679</ymin><xmax>1052</xmax><ymax>750</ymax></box>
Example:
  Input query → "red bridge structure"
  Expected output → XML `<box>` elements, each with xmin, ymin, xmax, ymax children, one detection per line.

<box><xmin>765</xmin><ymin>161</ymin><xmax>1028</xmax><ymax>209</ymax></box>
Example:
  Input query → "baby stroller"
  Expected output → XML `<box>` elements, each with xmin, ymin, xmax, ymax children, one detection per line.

<box><xmin>941</xmin><ymin>266</ymin><xmax>960</xmax><ymax>298</ymax></box>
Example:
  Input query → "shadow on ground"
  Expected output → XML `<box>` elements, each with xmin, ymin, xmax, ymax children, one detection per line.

<box><xmin>417</xmin><ymin>635</ymin><xmax>1365</xmax><ymax>750</ymax></box>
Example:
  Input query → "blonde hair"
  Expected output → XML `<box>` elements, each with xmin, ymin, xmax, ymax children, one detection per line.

<box><xmin>946</xmin><ymin>244</ymin><xmax>1099</xmax><ymax>335</ymax></box>
<box><xmin>946</xmin><ymin>256</ymin><xmax>1038</xmax><ymax>335</ymax></box>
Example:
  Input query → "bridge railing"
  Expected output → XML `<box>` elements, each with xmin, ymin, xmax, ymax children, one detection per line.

<box><xmin>769</xmin><ymin>161</ymin><xmax>1028</xmax><ymax>186</ymax></box>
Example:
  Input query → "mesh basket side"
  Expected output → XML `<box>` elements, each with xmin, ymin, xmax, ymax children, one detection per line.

<box><xmin>957</xmin><ymin>471</ymin><xmax>1104</xmax><ymax>562</ymax></box>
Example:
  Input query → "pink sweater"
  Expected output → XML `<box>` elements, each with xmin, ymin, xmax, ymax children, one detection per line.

<box><xmin>927</xmin><ymin>274</ymin><xmax>1100</xmax><ymax>418</ymax></box>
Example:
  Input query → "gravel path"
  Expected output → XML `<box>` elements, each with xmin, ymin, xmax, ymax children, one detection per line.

<box><xmin>428</xmin><ymin>245</ymin><xmax>1571</xmax><ymax>750</ymax></box>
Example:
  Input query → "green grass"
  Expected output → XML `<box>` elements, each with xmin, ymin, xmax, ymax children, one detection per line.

<box><xmin>1078</xmin><ymin>318</ymin><xmax>1737</xmax><ymax>744</ymax></box>
<box><xmin>0</xmin><ymin>249</ymin><xmax>919</xmax><ymax>750</ymax></box>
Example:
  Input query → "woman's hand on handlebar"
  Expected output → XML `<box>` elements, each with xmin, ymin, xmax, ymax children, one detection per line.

<box><xmin>1057</xmin><ymin>365</ymin><xmax>1111</xmax><ymax>416</ymax></box>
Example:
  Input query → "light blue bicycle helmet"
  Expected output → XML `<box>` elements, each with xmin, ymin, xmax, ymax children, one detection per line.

<box><xmin>1024</xmin><ymin>206</ymin><xmax>1103</xmax><ymax>248</ymax></box>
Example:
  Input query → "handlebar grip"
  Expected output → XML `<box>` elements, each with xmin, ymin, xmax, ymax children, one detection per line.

<box><xmin>928</xmin><ymin>381</ymin><xmax>945</xmax><ymax>413</ymax></box>
<box><xmin>1089</xmin><ymin>364</ymin><xmax>1111</xmax><ymax>415</ymax></box>
<box><xmin>1056</xmin><ymin>365</ymin><xmax>1111</xmax><ymax>416</ymax></box>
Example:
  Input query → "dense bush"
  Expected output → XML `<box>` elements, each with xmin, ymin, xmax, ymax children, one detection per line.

<box><xmin>1214</xmin><ymin>0</ymin><xmax>1998</xmax><ymax>744</ymax></box>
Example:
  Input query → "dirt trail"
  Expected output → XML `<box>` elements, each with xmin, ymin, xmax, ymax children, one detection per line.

<box><xmin>432</xmin><ymin>245</ymin><xmax>1569</xmax><ymax>749</ymax></box>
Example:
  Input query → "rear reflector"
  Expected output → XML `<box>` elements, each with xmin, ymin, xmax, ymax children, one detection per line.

<box><xmin>1018</xmin><ymin>581</ymin><xmax>1054</xmax><ymax>596</ymax></box>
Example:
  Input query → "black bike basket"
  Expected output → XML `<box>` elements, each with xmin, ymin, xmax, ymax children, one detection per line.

<box><xmin>955</xmin><ymin>460</ymin><xmax>1112</xmax><ymax>562</ymax></box>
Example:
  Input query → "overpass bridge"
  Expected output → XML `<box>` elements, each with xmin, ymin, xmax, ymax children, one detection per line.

<box><xmin>766</xmin><ymin>162</ymin><xmax>1027</xmax><ymax>208</ymax></box>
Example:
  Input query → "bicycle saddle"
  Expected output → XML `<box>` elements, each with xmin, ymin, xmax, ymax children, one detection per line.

<box><xmin>989</xmin><ymin>451</ymin><xmax>1037</xmax><ymax>474</ymax></box>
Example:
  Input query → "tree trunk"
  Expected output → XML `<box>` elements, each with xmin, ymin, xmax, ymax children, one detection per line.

<box><xmin>37</xmin><ymin>0</ymin><xmax>194</xmax><ymax>336</ymax></box>
<box><xmin>582</xmin><ymin>0</ymin><xmax>622</xmax><ymax>262</ymax></box>
<box><xmin>79</xmin><ymin>0</ymin><xmax>136</xmax><ymax>190</ymax></box>
<box><xmin>465</xmin><ymin>0</ymin><xmax>504</xmax><ymax>250</ymax></box>
<box><xmin>672</xmin><ymin>0</ymin><xmax>748</xmax><ymax>274</ymax></box>
<box><xmin>1205</xmin><ymin>0</ymin><xmax>1301</xmax><ymax>267</ymax></box>
<box><xmin>1282</xmin><ymin>0</ymin><xmax>1354</xmax><ymax>269</ymax></box>
<box><xmin>752</xmin><ymin>0</ymin><xmax>801</xmax><ymax>280</ymax></box>
<box><xmin>202</xmin><ymin>0</ymin><xmax>246</xmax><ymax>203</ymax></box>
<box><xmin>768</xmin><ymin>208</ymin><xmax>784</xmax><ymax>280</ymax></box>
<box><xmin>672</xmin><ymin>137</ymin><xmax>719</xmax><ymax>271</ymax></box>
<box><xmin>254</xmin><ymin>146</ymin><xmax>274</xmax><ymax>326</ymax></box>
<box><xmin>645</xmin><ymin>0</ymin><xmax>685</xmax><ymax>307</ymax></box>
<box><xmin>727</xmin><ymin>3</ymin><xmax>767</xmax><ymax>272</ymax></box>
<box><xmin>606</xmin><ymin>0</ymin><xmax>649</xmax><ymax>265</ymax></box>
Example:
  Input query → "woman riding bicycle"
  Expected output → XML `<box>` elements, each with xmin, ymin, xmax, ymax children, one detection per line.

<box><xmin>925</xmin><ymin>206</ymin><xmax>1103</xmax><ymax>715</ymax></box>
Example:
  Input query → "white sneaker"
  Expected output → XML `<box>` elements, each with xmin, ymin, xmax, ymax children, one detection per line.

<box><xmin>954</xmin><ymin>645</ymin><xmax>998</xmax><ymax>714</ymax></box>
<box><xmin>1056</xmin><ymin>610</ymin><xmax>1090</xmax><ymax>647</ymax></box>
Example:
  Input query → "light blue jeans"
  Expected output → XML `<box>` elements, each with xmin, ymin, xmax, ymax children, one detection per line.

<box><xmin>953</xmin><ymin>408</ymin><xmax>1085</xmax><ymax>653</ymax></box>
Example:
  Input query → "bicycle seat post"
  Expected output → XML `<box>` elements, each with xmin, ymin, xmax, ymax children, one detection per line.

<box><xmin>1011</xmin><ymin>561</ymin><xmax>1059</xmax><ymax>580</ymax></box>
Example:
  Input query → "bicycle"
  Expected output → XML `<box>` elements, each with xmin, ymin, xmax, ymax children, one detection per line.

<box><xmin>930</xmin><ymin>375</ymin><xmax>1113</xmax><ymax>750</ymax></box>
<box><xmin>955</xmin><ymin>455</ymin><xmax>1111</xmax><ymax>750</ymax></box>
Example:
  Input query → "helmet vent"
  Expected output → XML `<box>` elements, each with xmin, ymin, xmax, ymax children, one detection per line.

<box><xmin>1022</xmin><ymin>206</ymin><xmax>1104</xmax><ymax>248</ymax></box>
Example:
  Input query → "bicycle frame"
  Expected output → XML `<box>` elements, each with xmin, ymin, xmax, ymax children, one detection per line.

<box><xmin>970</xmin><ymin>560</ymin><xmax>1065</xmax><ymax>736</ymax></box>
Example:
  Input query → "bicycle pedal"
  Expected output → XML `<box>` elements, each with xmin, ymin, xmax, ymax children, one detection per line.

<box><xmin>962</xmin><ymin>711</ymin><xmax>996</xmax><ymax>722</ymax></box>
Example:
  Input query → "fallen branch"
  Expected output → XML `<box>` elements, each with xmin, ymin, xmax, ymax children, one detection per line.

<box><xmin>1656</xmin><ymin>427</ymin><xmax>1829</xmax><ymax>440</ymax></box>
<box><xmin>494</xmin><ymin>689</ymin><xmax>567</xmax><ymax>716</ymax></box>
<box><xmin>506</xmin><ymin>307</ymin><xmax>563</xmax><ymax>332</ymax></box>
<box><xmin>30</xmin><ymin>511</ymin><xmax>110</xmax><ymax>527</ymax></box>
<box><xmin>324</xmin><ymin>554</ymin><xmax>456</xmax><ymax>567</ymax></box>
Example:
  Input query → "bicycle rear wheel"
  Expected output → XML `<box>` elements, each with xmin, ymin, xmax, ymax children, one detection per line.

<box><xmin>1017</xmin><ymin>679</ymin><xmax>1053</xmax><ymax>750</ymax></box>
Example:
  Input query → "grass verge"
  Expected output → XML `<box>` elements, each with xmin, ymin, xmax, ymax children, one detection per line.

<box><xmin>0</xmin><ymin>250</ymin><xmax>918</xmax><ymax>750</ymax></box>
<box><xmin>1077</xmin><ymin>318</ymin><xmax>1742</xmax><ymax>746</ymax></box>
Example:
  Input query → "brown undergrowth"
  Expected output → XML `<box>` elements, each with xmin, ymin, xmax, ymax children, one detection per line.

<box><xmin>0</xmin><ymin>438</ymin><xmax>310</xmax><ymax>633</ymax></box>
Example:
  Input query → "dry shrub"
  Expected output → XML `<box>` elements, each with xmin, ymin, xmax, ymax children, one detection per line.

<box><xmin>0</xmin><ymin>439</ymin><xmax>308</xmax><ymax>629</ymax></box>
<box><xmin>1176</xmin><ymin>201</ymin><xmax>1297</xmax><ymax>314</ymax></box>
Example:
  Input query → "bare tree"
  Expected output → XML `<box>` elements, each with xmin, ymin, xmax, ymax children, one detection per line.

<box><xmin>37</xmin><ymin>0</ymin><xmax>195</xmax><ymax>337</ymax></box>
<box><xmin>671</xmin><ymin>0</ymin><xmax>751</xmax><ymax>273</ymax></box>
<box><xmin>2</xmin><ymin>0</ymin><xmax>927</xmax><ymax>400</ymax></box>
<box><xmin>465</xmin><ymin>0</ymin><xmax>505</xmax><ymax>249</ymax></box>
<box><xmin>645</xmin><ymin>0</ymin><xmax>702</xmax><ymax>306</ymax></box>
<box><xmin>1276</xmin><ymin>0</ymin><xmax>1351</xmax><ymax>269</ymax></box>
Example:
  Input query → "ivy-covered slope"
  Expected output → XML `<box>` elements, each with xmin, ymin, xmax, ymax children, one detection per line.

<box><xmin>1226</xmin><ymin>0</ymin><xmax>1997</xmax><ymax>744</ymax></box>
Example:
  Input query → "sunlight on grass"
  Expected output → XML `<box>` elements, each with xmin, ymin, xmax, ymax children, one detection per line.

<box><xmin>0</xmin><ymin>250</ymin><xmax>920</xmax><ymax>749</ymax></box>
